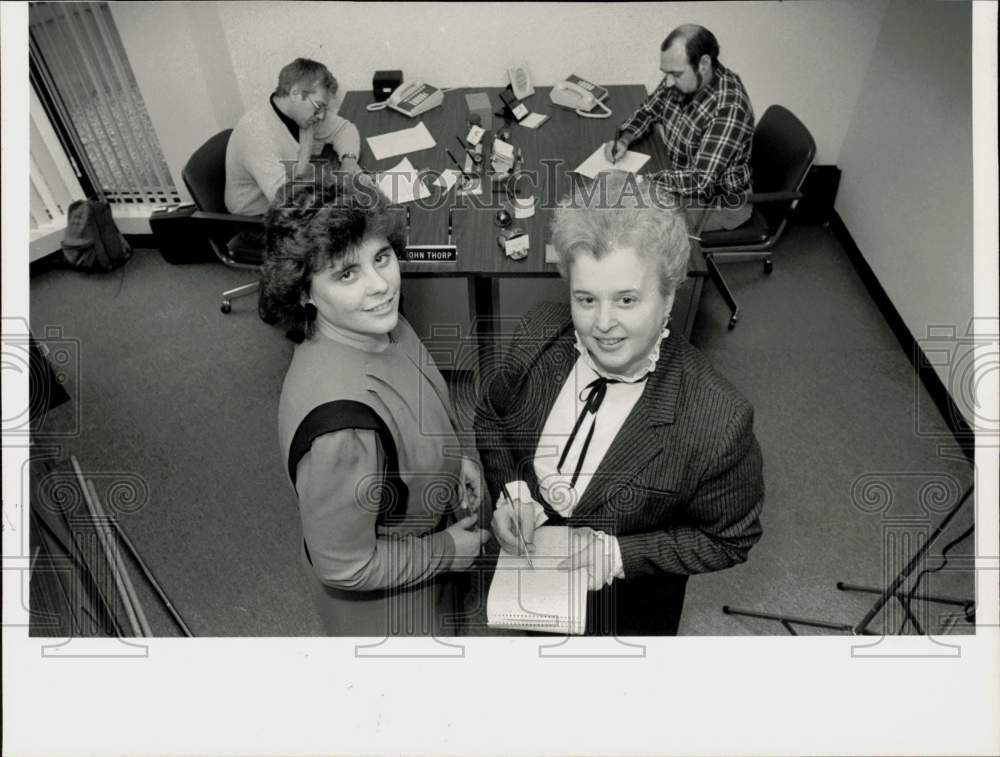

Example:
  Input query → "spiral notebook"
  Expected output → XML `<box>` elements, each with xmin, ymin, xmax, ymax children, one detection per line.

<box><xmin>486</xmin><ymin>526</ymin><xmax>588</xmax><ymax>635</ymax></box>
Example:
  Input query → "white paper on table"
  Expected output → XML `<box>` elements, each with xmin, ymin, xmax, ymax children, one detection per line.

<box><xmin>376</xmin><ymin>158</ymin><xmax>431</xmax><ymax>204</ymax></box>
<box><xmin>519</xmin><ymin>112</ymin><xmax>549</xmax><ymax>129</ymax></box>
<box><xmin>433</xmin><ymin>169</ymin><xmax>461</xmax><ymax>191</ymax></box>
<box><xmin>572</xmin><ymin>144</ymin><xmax>650</xmax><ymax>179</ymax></box>
<box><xmin>366</xmin><ymin>121</ymin><xmax>436</xmax><ymax>160</ymax></box>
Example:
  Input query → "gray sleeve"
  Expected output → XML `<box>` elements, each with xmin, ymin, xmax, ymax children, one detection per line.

<box><xmin>296</xmin><ymin>429</ymin><xmax>454</xmax><ymax>591</ymax></box>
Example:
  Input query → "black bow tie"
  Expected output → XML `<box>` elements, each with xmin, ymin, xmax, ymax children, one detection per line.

<box><xmin>556</xmin><ymin>376</ymin><xmax>621</xmax><ymax>488</ymax></box>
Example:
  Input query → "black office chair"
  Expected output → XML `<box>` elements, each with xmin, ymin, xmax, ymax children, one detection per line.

<box><xmin>181</xmin><ymin>129</ymin><xmax>266</xmax><ymax>314</ymax></box>
<box><xmin>698</xmin><ymin>105</ymin><xmax>816</xmax><ymax>329</ymax></box>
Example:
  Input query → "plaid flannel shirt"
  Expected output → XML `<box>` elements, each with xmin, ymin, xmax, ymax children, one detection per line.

<box><xmin>622</xmin><ymin>65</ymin><xmax>754</xmax><ymax>201</ymax></box>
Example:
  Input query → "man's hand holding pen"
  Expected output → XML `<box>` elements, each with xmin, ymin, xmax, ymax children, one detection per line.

<box><xmin>603</xmin><ymin>129</ymin><xmax>629</xmax><ymax>164</ymax></box>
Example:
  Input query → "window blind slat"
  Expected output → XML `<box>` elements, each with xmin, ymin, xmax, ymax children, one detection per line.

<box><xmin>75</xmin><ymin>2</ymin><xmax>158</xmax><ymax>204</ymax></box>
<box><xmin>29</xmin><ymin>1</ymin><xmax>180</xmax><ymax>205</ymax></box>
<box><xmin>29</xmin><ymin>178</ymin><xmax>52</xmax><ymax>229</ymax></box>
<box><xmin>32</xmin><ymin>11</ymin><xmax>118</xmax><ymax>198</ymax></box>
<box><xmin>62</xmin><ymin>3</ymin><xmax>148</xmax><ymax>204</ymax></box>
<box><xmin>30</xmin><ymin>121</ymin><xmax>72</xmax><ymax>216</ymax></box>
<box><xmin>30</xmin><ymin>153</ymin><xmax>63</xmax><ymax>221</ymax></box>
<box><xmin>29</xmin><ymin>86</ymin><xmax>85</xmax><ymax>203</ymax></box>
<box><xmin>90</xmin><ymin>2</ymin><xmax>173</xmax><ymax>198</ymax></box>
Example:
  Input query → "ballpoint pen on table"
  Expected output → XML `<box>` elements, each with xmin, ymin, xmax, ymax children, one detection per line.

<box><xmin>445</xmin><ymin>148</ymin><xmax>465</xmax><ymax>173</ymax></box>
<box><xmin>611</xmin><ymin>126</ymin><xmax>622</xmax><ymax>165</ymax></box>
<box><xmin>455</xmin><ymin>136</ymin><xmax>482</xmax><ymax>165</ymax></box>
<box><xmin>445</xmin><ymin>150</ymin><xmax>474</xmax><ymax>190</ymax></box>
<box><xmin>500</xmin><ymin>482</ymin><xmax>534</xmax><ymax>568</ymax></box>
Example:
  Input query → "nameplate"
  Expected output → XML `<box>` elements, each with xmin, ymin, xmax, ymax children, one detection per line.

<box><xmin>400</xmin><ymin>245</ymin><xmax>458</xmax><ymax>263</ymax></box>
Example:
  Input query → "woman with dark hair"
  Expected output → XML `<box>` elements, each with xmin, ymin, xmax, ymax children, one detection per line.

<box><xmin>262</xmin><ymin>180</ymin><xmax>488</xmax><ymax>636</ymax></box>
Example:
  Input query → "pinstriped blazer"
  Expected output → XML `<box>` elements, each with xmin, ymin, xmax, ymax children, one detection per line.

<box><xmin>474</xmin><ymin>302</ymin><xmax>764</xmax><ymax>580</ymax></box>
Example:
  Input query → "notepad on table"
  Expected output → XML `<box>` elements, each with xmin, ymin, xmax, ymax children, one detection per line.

<box><xmin>572</xmin><ymin>144</ymin><xmax>650</xmax><ymax>179</ymax></box>
<box><xmin>487</xmin><ymin>526</ymin><xmax>587</xmax><ymax>635</ymax></box>
<box><xmin>367</xmin><ymin>121</ymin><xmax>436</xmax><ymax>160</ymax></box>
<box><xmin>376</xmin><ymin>158</ymin><xmax>431</xmax><ymax>204</ymax></box>
<box><xmin>518</xmin><ymin>112</ymin><xmax>550</xmax><ymax>129</ymax></box>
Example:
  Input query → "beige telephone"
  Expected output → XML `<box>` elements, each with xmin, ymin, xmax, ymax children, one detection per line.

<box><xmin>549</xmin><ymin>75</ymin><xmax>612</xmax><ymax>119</ymax></box>
<box><xmin>366</xmin><ymin>80</ymin><xmax>444</xmax><ymax>117</ymax></box>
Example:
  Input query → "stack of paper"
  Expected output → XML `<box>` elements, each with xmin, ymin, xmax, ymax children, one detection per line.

<box><xmin>572</xmin><ymin>144</ymin><xmax>650</xmax><ymax>179</ymax></box>
<box><xmin>367</xmin><ymin>122</ymin><xmax>436</xmax><ymax>160</ymax></box>
<box><xmin>518</xmin><ymin>113</ymin><xmax>549</xmax><ymax>129</ymax></box>
<box><xmin>487</xmin><ymin>526</ymin><xmax>588</xmax><ymax>635</ymax></box>
<box><xmin>491</xmin><ymin>137</ymin><xmax>515</xmax><ymax>175</ymax></box>
<box><xmin>376</xmin><ymin>158</ymin><xmax>430</xmax><ymax>205</ymax></box>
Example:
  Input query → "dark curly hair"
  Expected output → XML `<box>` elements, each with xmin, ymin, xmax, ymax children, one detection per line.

<box><xmin>258</xmin><ymin>177</ymin><xmax>405</xmax><ymax>342</ymax></box>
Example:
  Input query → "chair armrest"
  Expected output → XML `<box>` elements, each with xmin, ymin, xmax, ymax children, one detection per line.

<box><xmin>748</xmin><ymin>190</ymin><xmax>804</xmax><ymax>204</ymax></box>
<box><xmin>190</xmin><ymin>211</ymin><xmax>265</xmax><ymax>243</ymax></box>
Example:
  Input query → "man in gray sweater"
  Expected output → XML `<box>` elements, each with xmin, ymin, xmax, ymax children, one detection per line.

<box><xmin>225</xmin><ymin>58</ymin><xmax>363</xmax><ymax>216</ymax></box>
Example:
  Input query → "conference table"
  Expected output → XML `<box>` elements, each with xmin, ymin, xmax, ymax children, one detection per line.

<box><xmin>339</xmin><ymin>85</ymin><xmax>706</xmax><ymax>371</ymax></box>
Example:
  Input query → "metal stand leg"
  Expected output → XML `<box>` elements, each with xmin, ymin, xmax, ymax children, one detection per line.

<box><xmin>721</xmin><ymin>487</ymin><xmax>974</xmax><ymax>635</ymax></box>
<box><xmin>221</xmin><ymin>281</ymin><xmax>259</xmax><ymax>314</ymax></box>
<box><xmin>704</xmin><ymin>253</ymin><xmax>739</xmax><ymax>330</ymax></box>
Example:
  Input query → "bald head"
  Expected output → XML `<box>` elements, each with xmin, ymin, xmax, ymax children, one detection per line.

<box><xmin>660</xmin><ymin>24</ymin><xmax>720</xmax><ymax>71</ymax></box>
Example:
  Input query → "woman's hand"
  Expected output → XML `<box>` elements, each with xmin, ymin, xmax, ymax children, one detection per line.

<box><xmin>558</xmin><ymin>527</ymin><xmax>618</xmax><ymax>591</ymax></box>
<box><xmin>491</xmin><ymin>498</ymin><xmax>538</xmax><ymax>557</ymax></box>
<box><xmin>445</xmin><ymin>514</ymin><xmax>490</xmax><ymax>570</ymax></box>
<box><xmin>458</xmin><ymin>456</ymin><xmax>486</xmax><ymax>515</ymax></box>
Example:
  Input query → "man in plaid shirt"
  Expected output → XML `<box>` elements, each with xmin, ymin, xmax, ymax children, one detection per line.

<box><xmin>605</xmin><ymin>25</ymin><xmax>755</xmax><ymax>231</ymax></box>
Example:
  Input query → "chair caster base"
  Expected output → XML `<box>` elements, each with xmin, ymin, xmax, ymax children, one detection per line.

<box><xmin>221</xmin><ymin>300</ymin><xmax>232</xmax><ymax>314</ymax></box>
<box><xmin>764</xmin><ymin>259</ymin><xmax>773</xmax><ymax>275</ymax></box>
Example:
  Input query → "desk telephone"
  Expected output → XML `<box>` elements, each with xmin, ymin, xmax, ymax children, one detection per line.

<box><xmin>550</xmin><ymin>75</ymin><xmax>612</xmax><ymax>119</ymax></box>
<box><xmin>367</xmin><ymin>80</ymin><xmax>444</xmax><ymax>117</ymax></box>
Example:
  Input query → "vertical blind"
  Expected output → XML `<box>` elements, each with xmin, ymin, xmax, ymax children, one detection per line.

<box><xmin>29</xmin><ymin>84</ymin><xmax>85</xmax><ymax>233</ymax></box>
<box><xmin>29</xmin><ymin>1</ymin><xmax>180</xmax><ymax>205</ymax></box>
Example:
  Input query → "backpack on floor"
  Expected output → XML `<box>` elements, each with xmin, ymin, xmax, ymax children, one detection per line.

<box><xmin>61</xmin><ymin>198</ymin><xmax>133</xmax><ymax>272</ymax></box>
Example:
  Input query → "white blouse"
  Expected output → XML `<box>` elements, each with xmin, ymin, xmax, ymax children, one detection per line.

<box><xmin>501</xmin><ymin>324</ymin><xmax>671</xmax><ymax>585</ymax></box>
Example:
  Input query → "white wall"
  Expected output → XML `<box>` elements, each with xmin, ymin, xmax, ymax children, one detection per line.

<box><xmin>110</xmin><ymin>2</ymin><xmax>244</xmax><ymax>203</ymax></box>
<box><xmin>835</xmin><ymin>0</ymin><xmax>973</xmax><ymax>412</ymax></box>
<box><xmin>115</xmin><ymin>0</ymin><xmax>889</xmax><ymax>336</ymax></box>
<box><xmin>217</xmin><ymin>0</ymin><xmax>886</xmax><ymax>165</ymax></box>
<box><xmin>117</xmin><ymin>0</ymin><xmax>891</xmax><ymax>198</ymax></box>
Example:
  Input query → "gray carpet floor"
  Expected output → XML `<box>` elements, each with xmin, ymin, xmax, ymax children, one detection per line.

<box><xmin>28</xmin><ymin>222</ymin><xmax>976</xmax><ymax>636</ymax></box>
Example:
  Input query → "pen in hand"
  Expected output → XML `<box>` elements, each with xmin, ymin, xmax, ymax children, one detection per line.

<box><xmin>500</xmin><ymin>482</ymin><xmax>534</xmax><ymax>568</ymax></box>
<box><xmin>611</xmin><ymin>126</ymin><xmax>622</xmax><ymax>165</ymax></box>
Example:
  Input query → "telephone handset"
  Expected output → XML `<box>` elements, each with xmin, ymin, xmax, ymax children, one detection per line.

<box><xmin>549</xmin><ymin>75</ymin><xmax>612</xmax><ymax>119</ymax></box>
<box><xmin>508</xmin><ymin>64</ymin><xmax>534</xmax><ymax>100</ymax></box>
<box><xmin>366</xmin><ymin>80</ymin><xmax>444</xmax><ymax>117</ymax></box>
